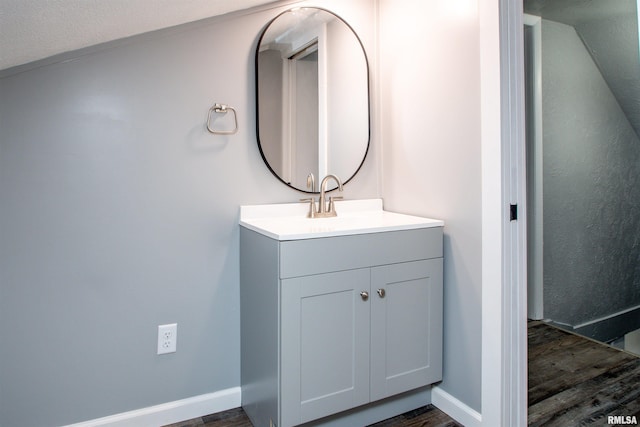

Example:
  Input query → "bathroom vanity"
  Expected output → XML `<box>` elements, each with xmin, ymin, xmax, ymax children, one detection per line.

<box><xmin>240</xmin><ymin>199</ymin><xmax>443</xmax><ymax>427</ymax></box>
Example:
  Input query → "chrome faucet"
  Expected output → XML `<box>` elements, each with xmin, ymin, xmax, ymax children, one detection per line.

<box><xmin>317</xmin><ymin>174</ymin><xmax>343</xmax><ymax>217</ymax></box>
<box><xmin>300</xmin><ymin>174</ymin><xmax>343</xmax><ymax>218</ymax></box>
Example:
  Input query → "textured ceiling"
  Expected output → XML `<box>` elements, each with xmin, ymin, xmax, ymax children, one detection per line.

<box><xmin>525</xmin><ymin>0</ymin><xmax>640</xmax><ymax>138</ymax></box>
<box><xmin>0</xmin><ymin>0</ymin><xmax>279</xmax><ymax>71</ymax></box>
<box><xmin>524</xmin><ymin>0</ymin><xmax>635</xmax><ymax>25</ymax></box>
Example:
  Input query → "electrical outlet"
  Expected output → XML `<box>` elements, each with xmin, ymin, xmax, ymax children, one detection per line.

<box><xmin>157</xmin><ymin>323</ymin><xmax>177</xmax><ymax>355</ymax></box>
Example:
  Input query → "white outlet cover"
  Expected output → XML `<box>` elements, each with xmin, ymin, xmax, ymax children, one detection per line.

<box><xmin>157</xmin><ymin>323</ymin><xmax>177</xmax><ymax>355</ymax></box>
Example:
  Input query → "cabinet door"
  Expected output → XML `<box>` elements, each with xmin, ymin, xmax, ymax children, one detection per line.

<box><xmin>370</xmin><ymin>259</ymin><xmax>443</xmax><ymax>402</ymax></box>
<box><xmin>281</xmin><ymin>269</ymin><xmax>370</xmax><ymax>426</ymax></box>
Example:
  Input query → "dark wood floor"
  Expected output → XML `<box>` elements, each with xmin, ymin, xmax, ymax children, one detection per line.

<box><xmin>163</xmin><ymin>404</ymin><xmax>460</xmax><ymax>427</ymax></box>
<box><xmin>367</xmin><ymin>405</ymin><xmax>462</xmax><ymax>427</ymax></box>
<box><xmin>528</xmin><ymin>320</ymin><xmax>640</xmax><ymax>426</ymax></box>
<box><xmin>166</xmin><ymin>321</ymin><xmax>640</xmax><ymax>427</ymax></box>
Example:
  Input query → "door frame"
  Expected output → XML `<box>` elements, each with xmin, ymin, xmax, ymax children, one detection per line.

<box><xmin>524</xmin><ymin>13</ymin><xmax>544</xmax><ymax>320</ymax></box>
<box><xmin>480</xmin><ymin>0</ymin><xmax>528</xmax><ymax>425</ymax></box>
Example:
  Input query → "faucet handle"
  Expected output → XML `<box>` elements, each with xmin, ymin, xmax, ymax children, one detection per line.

<box><xmin>300</xmin><ymin>198</ymin><xmax>317</xmax><ymax>218</ymax></box>
<box><xmin>328</xmin><ymin>196</ymin><xmax>343</xmax><ymax>213</ymax></box>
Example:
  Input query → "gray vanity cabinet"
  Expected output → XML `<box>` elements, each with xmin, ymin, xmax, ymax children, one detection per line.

<box><xmin>240</xmin><ymin>226</ymin><xmax>443</xmax><ymax>427</ymax></box>
<box><xmin>280</xmin><ymin>269</ymin><xmax>371</xmax><ymax>425</ymax></box>
<box><xmin>370</xmin><ymin>259</ymin><xmax>443</xmax><ymax>402</ymax></box>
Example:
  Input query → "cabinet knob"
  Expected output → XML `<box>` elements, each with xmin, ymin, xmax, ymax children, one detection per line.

<box><xmin>377</xmin><ymin>288</ymin><xmax>386</xmax><ymax>298</ymax></box>
<box><xmin>360</xmin><ymin>291</ymin><xmax>369</xmax><ymax>301</ymax></box>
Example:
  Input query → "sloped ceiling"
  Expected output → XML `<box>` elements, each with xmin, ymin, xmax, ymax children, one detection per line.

<box><xmin>0</xmin><ymin>0</ymin><xmax>280</xmax><ymax>71</ymax></box>
<box><xmin>525</xmin><ymin>0</ymin><xmax>640</xmax><ymax>138</ymax></box>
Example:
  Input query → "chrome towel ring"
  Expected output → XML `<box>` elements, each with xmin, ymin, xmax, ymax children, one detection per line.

<box><xmin>207</xmin><ymin>103</ymin><xmax>238</xmax><ymax>135</ymax></box>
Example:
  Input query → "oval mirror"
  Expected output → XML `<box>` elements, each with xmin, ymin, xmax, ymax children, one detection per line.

<box><xmin>256</xmin><ymin>7</ymin><xmax>370</xmax><ymax>192</ymax></box>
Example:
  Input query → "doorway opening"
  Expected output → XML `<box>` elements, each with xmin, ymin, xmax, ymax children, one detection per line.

<box><xmin>523</xmin><ymin>1</ymin><xmax>640</xmax><ymax>354</ymax></box>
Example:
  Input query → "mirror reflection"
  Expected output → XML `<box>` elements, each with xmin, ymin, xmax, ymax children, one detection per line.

<box><xmin>256</xmin><ymin>8</ymin><xmax>370</xmax><ymax>192</ymax></box>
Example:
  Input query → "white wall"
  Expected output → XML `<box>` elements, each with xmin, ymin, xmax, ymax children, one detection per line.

<box><xmin>0</xmin><ymin>1</ymin><xmax>379</xmax><ymax>426</ymax></box>
<box><xmin>378</xmin><ymin>0</ymin><xmax>483</xmax><ymax>412</ymax></box>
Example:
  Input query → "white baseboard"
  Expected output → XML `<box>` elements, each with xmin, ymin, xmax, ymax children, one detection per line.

<box><xmin>64</xmin><ymin>385</ymin><xmax>479</xmax><ymax>427</ymax></box>
<box><xmin>432</xmin><ymin>385</ymin><xmax>482</xmax><ymax>427</ymax></box>
<box><xmin>64</xmin><ymin>387</ymin><xmax>241</xmax><ymax>427</ymax></box>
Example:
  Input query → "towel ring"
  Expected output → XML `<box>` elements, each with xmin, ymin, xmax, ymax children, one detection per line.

<box><xmin>207</xmin><ymin>103</ymin><xmax>238</xmax><ymax>135</ymax></box>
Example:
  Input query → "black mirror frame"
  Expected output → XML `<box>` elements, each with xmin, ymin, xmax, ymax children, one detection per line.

<box><xmin>255</xmin><ymin>7</ymin><xmax>371</xmax><ymax>194</ymax></box>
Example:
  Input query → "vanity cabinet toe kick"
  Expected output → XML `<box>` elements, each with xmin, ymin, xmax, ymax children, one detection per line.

<box><xmin>240</xmin><ymin>227</ymin><xmax>443</xmax><ymax>427</ymax></box>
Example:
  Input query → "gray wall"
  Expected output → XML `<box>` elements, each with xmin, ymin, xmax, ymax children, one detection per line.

<box><xmin>541</xmin><ymin>20</ymin><xmax>640</xmax><ymax>330</ymax></box>
<box><xmin>0</xmin><ymin>1</ymin><xmax>379</xmax><ymax>426</ymax></box>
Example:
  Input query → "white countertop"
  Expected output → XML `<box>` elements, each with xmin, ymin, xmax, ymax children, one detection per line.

<box><xmin>239</xmin><ymin>199</ymin><xmax>444</xmax><ymax>241</ymax></box>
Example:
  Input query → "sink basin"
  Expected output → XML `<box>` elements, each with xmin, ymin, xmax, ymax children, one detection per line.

<box><xmin>239</xmin><ymin>199</ymin><xmax>443</xmax><ymax>241</ymax></box>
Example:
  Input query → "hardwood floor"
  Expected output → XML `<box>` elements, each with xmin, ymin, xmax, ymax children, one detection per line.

<box><xmin>166</xmin><ymin>321</ymin><xmax>640</xmax><ymax>427</ymax></box>
<box><xmin>367</xmin><ymin>405</ymin><xmax>462</xmax><ymax>427</ymax></box>
<box><xmin>163</xmin><ymin>407</ymin><xmax>249</xmax><ymax>427</ymax></box>
<box><xmin>163</xmin><ymin>404</ymin><xmax>460</xmax><ymax>427</ymax></box>
<box><xmin>528</xmin><ymin>320</ymin><xmax>640</xmax><ymax>426</ymax></box>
